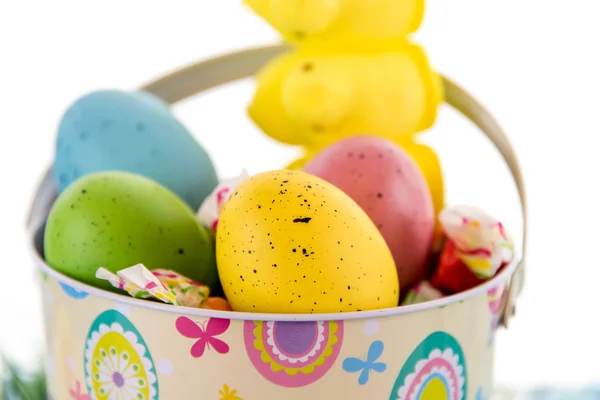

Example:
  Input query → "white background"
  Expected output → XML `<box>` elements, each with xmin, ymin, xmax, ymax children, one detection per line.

<box><xmin>1</xmin><ymin>0</ymin><xmax>599</xmax><ymax>392</ymax></box>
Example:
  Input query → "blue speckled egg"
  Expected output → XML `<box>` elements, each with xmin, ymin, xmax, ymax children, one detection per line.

<box><xmin>53</xmin><ymin>90</ymin><xmax>218</xmax><ymax>210</ymax></box>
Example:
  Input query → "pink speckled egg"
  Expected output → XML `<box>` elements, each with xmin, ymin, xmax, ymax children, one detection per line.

<box><xmin>303</xmin><ymin>136</ymin><xmax>434</xmax><ymax>294</ymax></box>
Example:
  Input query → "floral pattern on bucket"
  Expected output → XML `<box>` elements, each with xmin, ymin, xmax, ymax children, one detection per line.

<box><xmin>84</xmin><ymin>310</ymin><xmax>158</xmax><ymax>399</ymax></box>
<box><xmin>175</xmin><ymin>316</ymin><xmax>230</xmax><ymax>358</ymax></box>
<box><xmin>219</xmin><ymin>384</ymin><xmax>244</xmax><ymax>400</ymax></box>
<box><xmin>389</xmin><ymin>331</ymin><xmax>467</xmax><ymax>400</ymax></box>
<box><xmin>342</xmin><ymin>340</ymin><xmax>387</xmax><ymax>385</ymax></box>
<box><xmin>243</xmin><ymin>320</ymin><xmax>343</xmax><ymax>387</ymax></box>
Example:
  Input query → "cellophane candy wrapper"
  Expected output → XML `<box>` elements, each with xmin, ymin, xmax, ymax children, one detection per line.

<box><xmin>401</xmin><ymin>281</ymin><xmax>444</xmax><ymax>305</ymax></box>
<box><xmin>96</xmin><ymin>264</ymin><xmax>231</xmax><ymax>310</ymax></box>
<box><xmin>431</xmin><ymin>205</ymin><xmax>515</xmax><ymax>294</ymax></box>
<box><xmin>197</xmin><ymin>169</ymin><xmax>249</xmax><ymax>230</ymax></box>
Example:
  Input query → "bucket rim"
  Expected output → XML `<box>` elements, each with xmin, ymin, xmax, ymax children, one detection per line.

<box><xmin>31</xmin><ymin>225</ymin><xmax>519</xmax><ymax>322</ymax></box>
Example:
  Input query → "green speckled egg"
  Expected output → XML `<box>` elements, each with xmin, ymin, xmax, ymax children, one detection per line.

<box><xmin>44</xmin><ymin>171</ymin><xmax>218</xmax><ymax>292</ymax></box>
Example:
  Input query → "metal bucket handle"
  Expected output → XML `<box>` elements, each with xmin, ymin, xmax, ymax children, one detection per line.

<box><xmin>26</xmin><ymin>44</ymin><xmax>527</xmax><ymax>328</ymax></box>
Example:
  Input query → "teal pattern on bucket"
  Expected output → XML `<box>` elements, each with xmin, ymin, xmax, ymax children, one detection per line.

<box><xmin>84</xmin><ymin>310</ymin><xmax>159</xmax><ymax>399</ymax></box>
<box><xmin>389</xmin><ymin>331</ymin><xmax>467</xmax><ymax>400</ymax></box>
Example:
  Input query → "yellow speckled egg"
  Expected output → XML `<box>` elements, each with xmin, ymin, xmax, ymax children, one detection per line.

<box><xmin>216</xmin><ymin>170</ymin><xmax>399</xmax><ymax>313</ymax></box>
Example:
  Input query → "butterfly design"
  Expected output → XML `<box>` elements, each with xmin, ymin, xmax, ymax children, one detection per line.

<box><xmin>342</xmin><ymin>340</ymin><xmax>387</xmax><ymax>385</ymax></box>
<box><xmin>175</xmin><ymin>316</ymin><xmax>231</xmax><ymax>358</ymax></box>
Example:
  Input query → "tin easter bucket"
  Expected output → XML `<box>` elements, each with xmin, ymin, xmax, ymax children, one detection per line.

<box><xmin>27</xmin><ymin>45</ymin><xmax>527</xmax><ymax>400</ymax></box>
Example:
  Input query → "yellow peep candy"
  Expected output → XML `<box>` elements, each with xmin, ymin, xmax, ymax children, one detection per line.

<box><xmin>248</xmin><ymin>40</ymin><xmax>443</xmax><ymax>151</ymax></box>
<box><xmin>244</xmin><ymin>0</ymin><xmax>424</xmax><ymax>42</ymax></box>
<box><xmin>287</xmin><ymin>141</ymin><xmax>445</xmax><ymax>220</ymax></box>
<box><xmin>398</xmin><ymin>141</ymin><xmax>445</xmax><ymax>220</ymax></box>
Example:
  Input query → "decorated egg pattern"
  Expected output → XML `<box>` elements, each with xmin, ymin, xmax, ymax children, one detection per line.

<box><xmin>243</xmin><ymin>320</ymin><xmax>344</xmax><ymax>387</ymax></box>
<box><xmin>84</xmin><ymin>310</ymin><xmax>159</xmax><ymax>399</ymax></box>
<box><xmin>389</xmin><ymin>331</ymin><xmax>467</xmax><ymax>400</ymax></box>
<box><xmin>39</xmin><ymin>262</ymin><xmax>499</xmax><ymax>399</ymax></box>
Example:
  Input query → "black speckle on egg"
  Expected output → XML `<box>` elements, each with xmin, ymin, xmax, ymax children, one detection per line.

<box><xmin>79</xmin><ymin>131</ymin><xmax>88</xmax><ymax>141</ymax></box>
<box><xmin>377</xmin><ymin>192</ymin><xmax>383</xmax><ymax>198</ymax></box>
<box><xmin>178</xmin><ymin>249</ymin><xmax>184</xmax><ymax>255</ymax></box>
<box><xmin>136</xmin><ymin>122</ymin><xmax>145</xmax><ymax>132</ymax></box>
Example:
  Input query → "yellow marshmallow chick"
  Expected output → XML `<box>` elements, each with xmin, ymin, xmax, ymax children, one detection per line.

<box><xmin>243</xmin><ymin>0</ymin><xmax>425</xmax><ymax>43</ymax></box>
<box><xmin>248</xmin><ymin>39</ymin><xmax>443</xmax><ymax>151</ymax></box>
<box><xmin>286</xmin><ymin>140</ymin><xmax>445</xmax><ymax>221</ymax></box>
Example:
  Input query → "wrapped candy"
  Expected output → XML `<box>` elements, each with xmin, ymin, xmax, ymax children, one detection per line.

<box><xmin>401</xmin><ymin>281</ymin><xmax>444</xmax><ymax>306</ymax></box>
<box><xmin>96</xmin><ymin>264</ymin><xmax>231</xmax><ymax>311</ymax></box>
<box><xmin>197</xmin><ymin>170</ymin><xmax>249</xmax><ymax>231</ymax></box>
<box><xmin>431</xmin><ymin>205</ymin><xmax>515</xmax><ymax>294</ymax></box>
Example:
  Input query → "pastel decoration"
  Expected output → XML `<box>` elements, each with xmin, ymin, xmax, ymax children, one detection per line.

<box><xmin>175</xmin><ymin>316</ymin><xmax>230</xmax><ymax>358</ymax></box>
<box><xmin>219</xmin><ymin>384</ymin><xmax>244</xmax><ymax>400</ymax></box>
<box><xmin>389</xmin><ymin>331</ymin><xmax>467</xmax><ymax>400</ymax></box>
<box><xmin>156</xmin><ymin>359</ymin><xmax>174</xmax><ymax>376</ymax></box>
<box><xmin>342</xmin><ymin>340</ymin><xmax>387</xmax><ymax>386</ymax></box>
<box><xmin>363</xmin><ymin>320</ymin><xmax>380</xmax><ymax>337</ymax></box>
<box><xmin>243</xmin><ymin>320</ymin><xmax>343</xmax><ymax>387</ymax></box>
<box><xmin>487</xmin><ymin>285</ymin><xmax>507</xmax><ymax>346</ymax></box>
<box><xmin>487</xmin><ymin>285</ymin><xmax>506</xmax><ymax>316</ymax></box>
<box><xmin>59</xmin><ymin>282</ymin><xmax>89</xmax><ymax>300</ymax></box>
<box><xmin>475</xmin><ymin>387</ymin><xmax>488</xmax><ymax>400</ymax></box>
<box><xmin>84</xmin><ymin>310</ymin><xmax>158</xmax><ymax>399</ymax></box>
<box><xmin>69</xmin><ymin>381</ymin><xmax>91</xmax><ymax>400</ymax></box>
